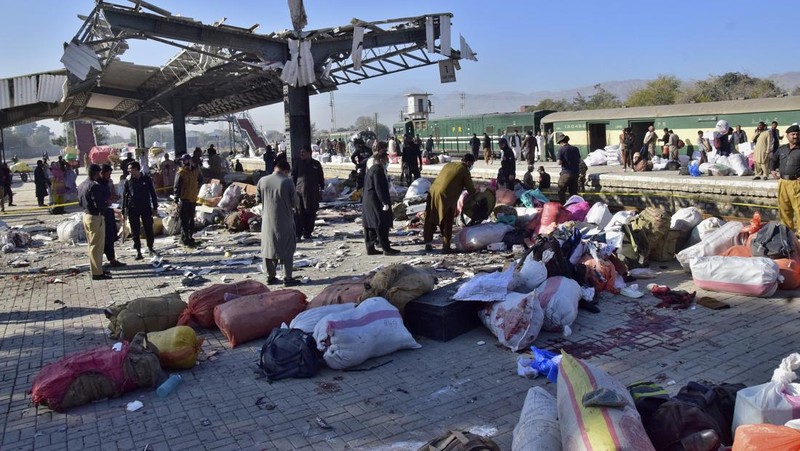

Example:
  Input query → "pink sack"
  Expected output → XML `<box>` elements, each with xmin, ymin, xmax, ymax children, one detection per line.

<box><xmin>566</xmin><ymin>201</ymin><xmax>591</xmax><ymax>221</ymax></box>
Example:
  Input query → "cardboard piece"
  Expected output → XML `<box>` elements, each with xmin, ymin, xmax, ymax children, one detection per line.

<box><xmin>231</xmin><ymin>182</ymin><xmax>257</xmax><ymax>196</ymax></box>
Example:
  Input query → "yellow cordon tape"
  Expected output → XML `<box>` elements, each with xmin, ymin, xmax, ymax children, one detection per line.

<box><xmin>574</xmin><ymin>190</ymin><xmax>779</xmax><ymax>210</ymax></box>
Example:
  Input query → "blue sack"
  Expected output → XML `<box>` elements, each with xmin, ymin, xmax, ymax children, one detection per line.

<box><xmin>530</xmin><ymin>346</ymin><xmax>560</xmax><ymax>383</ymax></box>
<box><xmin>689</xmin><ymin>161</ymin><xmax>702</xmax><ymax>177</ymax></box>
<box><xmin>520</xmin><ymin>189</ymin><xmax>549</xmax><ymax>208</ymax></box>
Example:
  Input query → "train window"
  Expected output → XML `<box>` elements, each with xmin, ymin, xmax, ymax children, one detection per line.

<box><xmin>485</xmin><ymin>126</ymin><xmax>494</xmax><ymax>134</ymax></box>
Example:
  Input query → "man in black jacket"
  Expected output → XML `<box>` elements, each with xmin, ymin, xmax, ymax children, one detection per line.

<box><xmin>123</xmin><ymin>161</ymin><xmax>159</xmax><ymax>259</ymax></box>
<box><xmin>362</xmin><ymin>152</ymin><xmax>400</xmax><ymax>256</ymax></box>
<box><xmin>292</xmin><ymin>146</ymin><xmax>325</xmax><ymax>240</ymax></box>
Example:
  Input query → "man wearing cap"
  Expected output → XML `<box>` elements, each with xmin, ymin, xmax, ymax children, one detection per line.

<box><xmin>770</xmin><ymin>124</ymin><xmax>800</xmax><ymax>232</ymax></box>
<box><xmin>123</xmin><ymin>161</ymin><xmax>159</xmax><ymax>259</ymax></box>
<box><xmin>643</xmin><ymin>125</ymin><xmax>658</xmax><ymax>159</ymax></box>
<box><xmin>257</xmin><ymin>159</ymin><xmax>301</xmax><ymax>286</ymax></box>
<box><xmin>556</xmin><ymin>135</ymin><xmax>581</xmax><ymax>204</ymax></box>
<box><xmin>174</xmin><ymin>153</ymin><xmax>203</xmax><ymax>246</ymax></box>
<box><xmin>77</xmin><ymin>164</ymin><xmax>111</xmax><ymax>280</ymax></box>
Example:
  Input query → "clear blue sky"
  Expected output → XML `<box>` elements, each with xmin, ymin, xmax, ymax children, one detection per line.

<box><xmin>0</xmin><ymin>0</ymin><xmax>796</xmax><ymax>134</ymax></box>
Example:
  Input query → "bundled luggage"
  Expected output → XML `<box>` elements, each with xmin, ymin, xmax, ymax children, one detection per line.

<box><xmin>178</xmin><ymin>280</ymin><xmax>269</xmax><ymax>328</ymax></box>
<box><xmin>214</xmin><ymin>290</ymin><xmax>307</xmax><ymax>347</ymax></box>
<box><xmin>146</xmin><ymin>326</ymin><xmax>204</xmax><ymax>369</ymax></box>
<box><xmin>258</xmin><ymin>328</ymin><xmax>319</xmax><ymax>381</ymax></box>
<box><xmin>105</xmin><ymin>293</ymin><xmax>187</xmax><ymax>340</ymax></box>
<box><xmin>30</xmin><ymin>333</ymin><xmax>163</xmax><ymax>412</ymax></box>
<box><xmin>478</xmin><ymin>291</ymin><xmax>544</xmax><ymax>352</ymax></box>
<box><xmin>360</xmin><ymin>264</ymin><xmax>436</xmax><ymax>314</ymax></box>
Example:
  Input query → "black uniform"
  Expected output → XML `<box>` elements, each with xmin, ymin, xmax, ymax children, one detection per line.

<box><xmin>292</xmin><ymin>157</ymin><xmax>325</xmax><ymax>239</ymax></box>
<box><xmin>362</xmin><ymin>163</ymin><xmax>393</xmax><ymax>252</ymax></box>
<box><xmin>123</xmin><ymin>174</ymin><xmax>158</xmax><ymax>253</ymax></box>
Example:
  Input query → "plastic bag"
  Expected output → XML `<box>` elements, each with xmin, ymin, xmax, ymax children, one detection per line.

<box><xmin>733</xmin><ymin>353</ymin><xmax>800</xmax><ymax>435</ymax></box>
<box><xmin>585</xmin><ymin>202</ymin><xmax>612</xmax><ymax>229</ymax></box>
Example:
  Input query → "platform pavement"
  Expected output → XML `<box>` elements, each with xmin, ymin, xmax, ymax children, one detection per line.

<box><xmin>0</xmin><ymin>168</ymin><xmax>799</xmax><ymax>450</ymax></box>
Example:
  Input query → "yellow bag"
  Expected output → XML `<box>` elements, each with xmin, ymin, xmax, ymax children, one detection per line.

<box><xmin>146</xmin><ymin>326</ymin><xmax>203</xmax><ymax>369</ymax></box>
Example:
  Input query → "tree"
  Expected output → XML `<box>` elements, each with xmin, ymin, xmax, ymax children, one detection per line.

<box><xmin>573</xmin><ymin>86</ymin><xmax>623</xmax><ymax>110</ymax></box>
<box><xmin>681</xmin><ymin>72</ymin><xmax>783</xmax><ymax>103</ymax></box>
<box><xmin>353</xmin><ymin>116</ymin><xmax>390</xmax><ymax>139</ymax></box>
<box><xmin>526</xmin><ymin>98</ymin><xmax>572</xmax><ymax>112</ymax></box>
<box><xmin>94</xmin><ymin>124</ymin><xmax>110</xmax><ymax>146</ymax></box>
<box><xmin>792</xmin><ymin>86</ymin><xmax>800</xmax><ymax>96</ymax></box>
<box><xmin>626</xmin><ymin>75</ymin><xmax>681</xmax><ymax>107</ymax></box>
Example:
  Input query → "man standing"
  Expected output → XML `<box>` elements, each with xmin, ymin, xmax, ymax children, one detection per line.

<box><xmin>469</xmin><ymin>133</ymin><xmax>480</xmax><ymax>160</ymax></box>
<box><xmin>351</xmin><ymin>138</ymin><xmax>371</xmax><ymax>190</ymax></box>
<box><xmin>660</xmin><ymin>128</ymin><xmax>671</xmax><ymax>158</ymax></box>
<box><xmin>523</xmin><ymin>130</ymin><xmax>537</xmax><ymax>165</ymax></box>
<box><xmin>556</xmin><ymin>135</ymin><xmax>581</xmax><ymax>204</ymax></box>
<box><xmin>34</xmin><ymin>160</ymin><xmax>49</xmax><ymax>207</ymax></box>
<box><xmin>482</xmin><ymin>133</ymin><xmax>493</xmax><ymax>164</ymax></box>
<box><xmin>173</xmin><ymin>154</ymin><xmax>202</xmax><ymax>246</ymax></box>
<box><xmin>620</xmin><ymin>128</ymin><xmax>635</xmax><ymax>171</ymax></box>
<box><xmin>292</xmin><ymin>146</ymin><xmax>325</xmax><ymax>240</ymax></box>
<box><xmin>509</xmin><ymin>129</ymin><xmax>523</xmax><ymax>161</ymax></box>
<box><xmin>120</xmin><ymin>152</ymin><xmax>135</xmax><ymax>178</ymax></box>
<box><xmin>732</xmin><ymin>125</ymin><xmax>748</xmax><ymax>149</ymax></box>
<box><xmin>770</xmin><ymin>124</ymin><xmax>800</xmax><ymax>232</ymax></box>
<box><xmin>159</xmin><ymin>153</ymin><xmax>177</xmax><ymax>195</ymax></box>
<box><xmin>0</xmin><ymin>163</ymin><xmax>13</xmax><ymax>206</ymax></box>
<box><xmin>100</xmin><ymin>164</ymin><xmax>125</xmax><ymax>268</ymax></box>
<box><xmin>124</xmin><ymin>161</ymin><xmax>159</xmax><ymax>259</ymax></box>
<box><xmin>643</xmin><ymin>125</ymin><xmax>658</xmax><ymax>160</ymax></box>
<box><xmin>207</xmin><ymin>146</ymin><xmax>226</xmax><ymax>181</ymax></box>
<box><xmin>78</xmin><ymin>164</ymin><xmax>111</xmax><ymax>280</ymax></box>
<box><xmin>668</xmin><ymin>129</ymin><xmax>680</xmax><ymax>162</ymax></box>
<box><xmin>362</xmin><ymin>152</ymin><xmax>400</xmax><ymax>256</ymax></box>
<box><xmin>425</xmin><ymin>135</ymin><xmax>435</xmax><ymax>158</ymax></box>
<box><xmin>262</xmin><ymin>145</ymin><xmax>275</xmax><ymax>174</ymax></box>
<box><xmin>535</xmin><ymin>131</ymin><xmax>546</xmax><ymax>162</ymax></box>
<box><xmin>497</xmin><ymin>138</ymin><xmax>516</xmax><ymax>190</ymax></box>
<box><xmin>423</xmin><ymin>154</ymin><xmax>476</xmax><ymax>254</ymax></box>
<box><xmin>752</xmin><ymin>122</ymin><xmax>770</xmax><ymax>180</ymax></box>
<box><xmin>770</xmin><ymin>121</ymin><xmax>782</xmax><ymax>155</ymax></box>
<box><xmin>401</xmin><ymin>134</ymin><xmax>422</xmax><ymax>186</ymax></box>
<box><xmin>257</xmin><ymin>159</ymin><xmax>301</xmax><ymax>286</ymax></box>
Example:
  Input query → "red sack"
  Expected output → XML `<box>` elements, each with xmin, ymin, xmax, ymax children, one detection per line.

<box><xmin>537</xmin><ymin>202</ymin><xmax>567</xmax><ymax>235</ymax></box>
<box><xmin>214</xmin><ymin>289</ymin><xmax>307</xmax><ymax>347</ymax></box>
<box><xmin>495</xmin><ymin>188</ymin><xmax>517</xmax><ymax>206</ymax></box>
<box><xmin>30</xmin><ymin>335</ymin><xmax>162</xmax><ymax>412</ymax></box>
<box><xmin>308</xmin><ymin>277</ymin><xmax>366</xmax><ymax>309</ymax></box>
<box><xmin>776</xmin><ymin>258</ymin><xmax>800</xmax><ymax>290</ymax></box>
<box><xmin>579</xmin><ymin>255</ymin><xmax>620</xmax><ymax>294</ymax></box>
<box><xmin>721</xmin><ymin>245</ymin><xmax>752</xmax><ymax>257</ymax></box>
<box><xmin>178</xmin><ymin>280</ymin><xmax>269</xmax><ymax>328</ymax></box>
<box><xmin>733</xmin><ymin>424</ymin><xmax>800</xmax><ymax>451</ymax></box>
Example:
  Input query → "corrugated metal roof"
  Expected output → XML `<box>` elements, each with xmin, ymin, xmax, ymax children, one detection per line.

<box><xmin>37</xmin><ymin>74</ymin><xmax>67</xmax><ymax>103</ymax></box>
<box><xmin>542</xmin><ymin>96</ymin><xmax>800</xmax><ymax>123</ymax></box>
<box><xmin>12</xmin><ymin>76</ymin><xmax>38</xmax><ymax>107</ymax></box>
<box><xmin>60</xmin><ymin>42</ymin><xmax>102</xmax><ymax>81</ymax></box>
<box><xmin>0</xmin><ymin>79</ymin><xmax>10</xmax><ymax>109</ymax></box>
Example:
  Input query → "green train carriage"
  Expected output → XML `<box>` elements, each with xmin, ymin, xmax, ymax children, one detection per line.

<box><xmin>541</xmin><ymin>96</ymin><xmax>800</xmax><ymax>157</ymax></box>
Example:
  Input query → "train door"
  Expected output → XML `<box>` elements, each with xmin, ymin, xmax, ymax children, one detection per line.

<box><xmin>629</xmin><ymin>121</ymin><xmax>654</xmax><ymax>154</ymax></box>
<box><xmin>587</xmin><ymin>123</ymin><xmax>607</xmax><ymax>152</ymax></box>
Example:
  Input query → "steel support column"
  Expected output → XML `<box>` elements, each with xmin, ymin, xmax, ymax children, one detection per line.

<box><xmin>0</xmin><ymin>127</ymin><xmax>5</xmax><ymax>164</ymax></box>
<box><xmin>284</xmin><ymin>85</ymin><xmax>311</xmax><ymax>162</ymax></box>
<box><xmin>135</xmin><ymin>116</ymin><xmax>146</xmax><ymax>148</ymax></box>
<box><xmin>171</xmin><ymin>97</ymin><xmax>187</xmax><ymax>157</ymax></box>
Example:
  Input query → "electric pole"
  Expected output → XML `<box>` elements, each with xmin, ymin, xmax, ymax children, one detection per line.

<box><xmin>460</xmin><ymin>92</ymin><xmax>466</xmax><ymax>116</ymax></box>
<box><xmin>329</xmin><ymin>92</ymin><xmax>336</xmax><ymax>132</ymax></box>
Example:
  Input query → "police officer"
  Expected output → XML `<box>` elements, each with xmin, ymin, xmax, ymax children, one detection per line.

<box><xmin>770</xmin><ymin>124</ymin><xmax>800</xmax><ymax>232</ymax></box>
<box><xmin>77</xmin><ymin>164</ymin><xmax>112</xmax><ymax>280</ymax></box>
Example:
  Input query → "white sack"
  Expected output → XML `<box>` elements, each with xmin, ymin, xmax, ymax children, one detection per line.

<box><xmin>670</xmin><ymin>207</ymin><xmax>702</xmax><ymax>232</ymax></box>
<box><xmin>733</xmin><ymin>353</ymin><xmax>800</xmax><ymax>436</ymax></box>
<box><xmin>688</xmin><ymin>217</ymin><xmax>725</xmax><ymax>246</ymax></box>
<box><xmin>478</xmin><ymin>291</ymin><xmax>543</xmax><ymax>352</ymax></box>
<box><xmin>676</xmin><ymin>220</ymin><xmax>743</xmax><ymax>271</ymax></box>
<box><xmin>585</xmin><ymin>202</ymin><xmax>612</xmax><ymax>229</ymax></box>
<box><xmin>604</xmin><ymin>210</ymin><xmax>636</xmax><ymax>232</ymax></box>
<box><xmin>313</xmin><ymin>297</ymin><xmax>420</xmax><ymax>370</ymax></box>
<box><xmin>509</xmin><ymin>254</ymin><xmax>548</xmax><ymax>293</ymax></box>
<box><xmin>289</xmin><ymin>303</ymin><xmax>356</xmax><ymax>334</ymax></box>
<box><xmin>535</xmin><ymin>276</ymin><xmax>582</xmax><ymax>333</ymax></box>
<box><xmin>199</xmin><ymin>183</ymin><xmax>222</xmax><ymax>199</ymax></box>
<box><xmin>404</xmin><ymin>178</ymin><xmax>431</xmax><ymax>200</ymax></box>
<box><xmin>56</xmin><ymin>216</ymin><xmax>86</xmax><ymax>243</ymax></box>
<box><xmin>512</xmin><ymin>387</ymin><xmax>562</xmax><ymax>451</ymax></box>
<box><xmin>453</xmin><ymin>265</ymin><xmax>514</xmax><ymax>302</ymax></box>
<box><xmin>728</xmin><ymin>153</ymin><xmax>752</xmax><ymax>176</ymax></box>
<box><xmin>690</xmin><ymin>256</ymin><xmax>779</xmax><ymax>297</ymax></box>
<box><xmin>217</xmin><ymin>184</ymin><xmax>243</xmax><ymax>211</ymax></box>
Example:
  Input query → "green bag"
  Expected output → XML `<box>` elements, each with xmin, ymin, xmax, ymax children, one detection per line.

<box><xmin>105</xmin><ymin>293</ymin><xmax>187</xmax><ymax>340</ymax></box>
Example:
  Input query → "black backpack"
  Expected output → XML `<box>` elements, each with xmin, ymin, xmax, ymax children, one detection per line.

<box><xmin>258</xmin><ymin>328</ymin><xmax>319</xmax><ymax>381</ymax></box>
<box><xmin>751</xmin><ymin>222</ymin><xmax>796</xmax><ymax>259</ymax></box>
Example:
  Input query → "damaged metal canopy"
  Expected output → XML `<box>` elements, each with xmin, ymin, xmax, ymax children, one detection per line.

<box><xmin>0</xmin><ymin>0</ymin><xmax>473</xmax><ymax>129</ymax></box>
